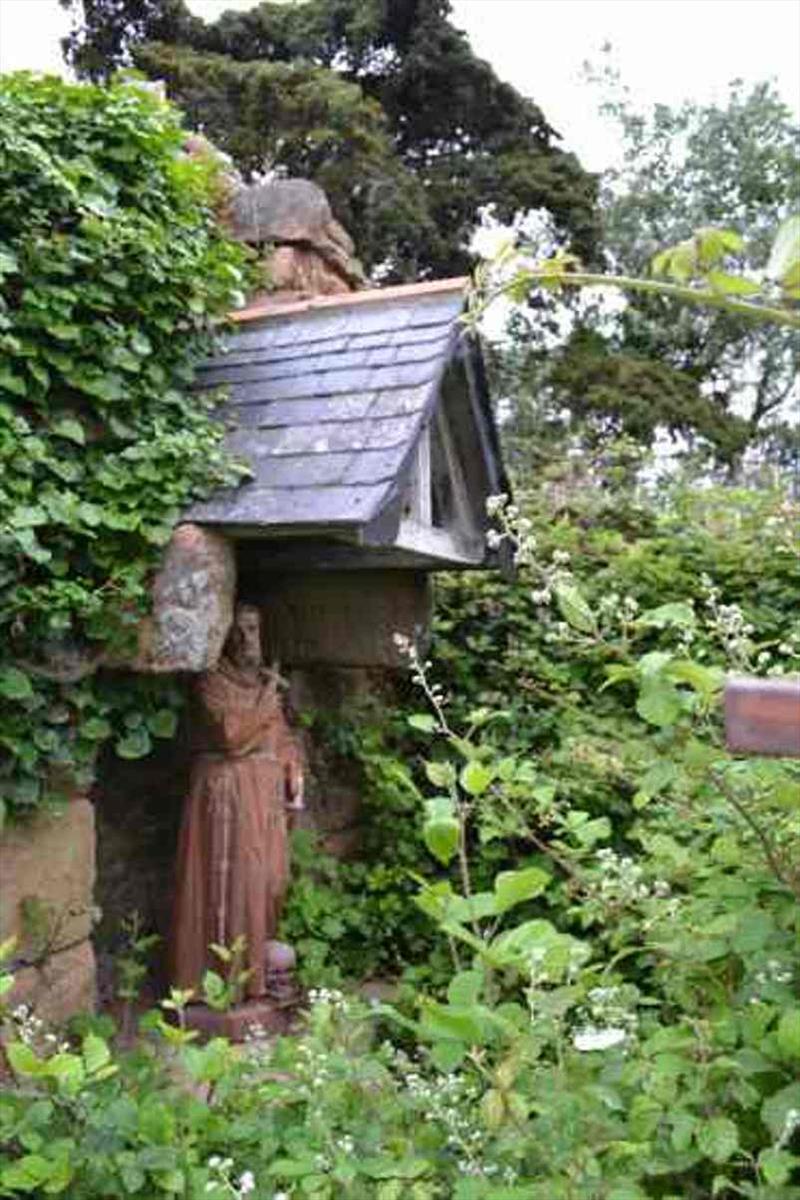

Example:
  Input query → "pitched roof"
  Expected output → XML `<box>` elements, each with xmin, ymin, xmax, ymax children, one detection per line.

<box><xmin>187</xmin><ymin>277</ymin><xmax>492</xmax><ymax>544</ymax></box>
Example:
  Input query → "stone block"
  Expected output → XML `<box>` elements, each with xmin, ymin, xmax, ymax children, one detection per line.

<box><xmin>131</xmin><ymin>524</ymin><xmax>236</xmax><ymax>673</ymax></box>
<box><xmin>9</xmin><ymin>940</ymin><xmax>96</xmax><ymax>1025</ymax></box>
<box><xmin>0</xmin><ymin>799</ymin><xmax>95</xmax><ymax>962</ymax></box>
<box><xmin>260</xmin><ymin>571</ymin><xmax>432</xmax><ymax>668</ymax></box>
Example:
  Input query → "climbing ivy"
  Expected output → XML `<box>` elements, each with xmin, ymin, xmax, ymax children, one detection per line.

<box><xmin>0</xmin><ymin>74</ymin><xmax>252</xmax><ymax>825</ymax></box>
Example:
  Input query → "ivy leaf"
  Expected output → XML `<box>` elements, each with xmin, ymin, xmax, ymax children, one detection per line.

<box><xmin>51</xmin><ymin>417</ymin><xmax>85</xmax><ymax>444</ymax></box>
<box><xmin>0</xmin><ymin>368</ymin><xmax>27</xmax><ymax>397</ymax></box>
<box><xmin>0</xmin><ymin>668</ymin><xmax>35</xmax><ymax>701</ymax></box>
<box><xmin>50</xmin><ymin>323</ymin><xmax>81</xmax><ymax>342</ymax></box>
<box><xmin>115</xmin><ymin>728</ymin><xmax>152</xmax><ymax>760</ymax></box>
<box><xmin>81</xmin><ymin>717</ymin><xmax>112</xmax><ymax>741</ymax></box>
<box><xmin>147</xmin><ymin>709</ymin><xmax>178</xmax><ymax>739</ymax></box>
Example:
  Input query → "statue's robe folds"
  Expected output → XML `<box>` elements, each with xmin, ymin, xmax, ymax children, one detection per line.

<box><xmin>169</xmin><ymin>659</ymin><xmax>299</xmax><ymax>999</ymax></box>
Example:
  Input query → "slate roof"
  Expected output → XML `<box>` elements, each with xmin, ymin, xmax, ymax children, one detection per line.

<box><xmin>187</xmin><ymin>278</ymin><xmax>498</xmax><ymax>543</ymax></box>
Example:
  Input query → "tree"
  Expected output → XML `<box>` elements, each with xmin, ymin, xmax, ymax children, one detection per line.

<box><xmin>59</xmin><ymin>0</ymin><xmax>599</xmax><ymax>280</ymax></box>
<box><xmin>489</xmin><ymin>75</ymin><xmax>800</xmax><ymax>470</ymax></box>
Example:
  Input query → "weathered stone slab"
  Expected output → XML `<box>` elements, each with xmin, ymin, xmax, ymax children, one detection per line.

<box><xmin>8</xmin><ymin>940</ymin><xmax>96</xmax><ymax>1025</ymax></box>
<box><xmin>0</xmin><ymin>799</ymin><xmax>95</xmax><ymax>961</ymax></box>
<box><xmin>259</xmin><ymin>571</ymin><xmax>431</xmax><ymax>668</ymax></box>
<box><xmin>131</xmin><ymin>524</ymin><xmax>236</xmax><ymax>673</ymax></box>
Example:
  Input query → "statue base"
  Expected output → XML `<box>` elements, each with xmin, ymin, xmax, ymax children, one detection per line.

<box><xmin>182</xmin><ymin>997</ymin><xmax>295</xmax><ymax>1042</ymax></box>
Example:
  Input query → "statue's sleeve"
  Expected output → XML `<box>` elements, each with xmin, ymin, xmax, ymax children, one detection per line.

<box><xmin>195</xmin><ymin>671</ymin><xmax>275</xmax><ymax>754</ymax></box>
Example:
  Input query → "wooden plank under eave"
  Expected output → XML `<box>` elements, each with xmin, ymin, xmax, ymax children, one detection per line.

<box><xmin>725</xmin><ymin>676</ymin><xmax>800</xmax><ymax>757</ymax></box>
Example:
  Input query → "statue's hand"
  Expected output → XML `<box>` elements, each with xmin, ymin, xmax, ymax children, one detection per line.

<box><xmin>286</xmin><ymin>763</ymin><xmax>305</xmax><ymax>812</ymax></box>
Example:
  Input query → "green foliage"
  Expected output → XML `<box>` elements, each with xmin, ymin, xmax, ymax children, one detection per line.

<box><xmin>0</xmin><ymin>74</ymin><xmax>251</xmax><ymax>820</ymax></box>
<box><xmin>483</xmin><ymin>76</ymin><xmax>800</xmax><ymax>470</ymax></box>
<box><xmin>61</xmin><ymin>0</ymin><xmax>600</xmax><ymax>280</ymax></box>
<box><xmin>1</xmin><ymin>468</ymin><xmax>799</xmax><ymax>1197</ymax></box>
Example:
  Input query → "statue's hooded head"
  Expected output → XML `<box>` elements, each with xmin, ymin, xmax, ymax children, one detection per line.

<box><xmin>226</xmin><ymin>604</ymin><xmax>262</xmax><ymax>671</ymax></box>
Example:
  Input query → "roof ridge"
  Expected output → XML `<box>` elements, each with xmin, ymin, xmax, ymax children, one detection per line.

<box><xmin>229</xmin><ymin>276</ymin><xmax>469</xmax><ymax>324</ymax></box>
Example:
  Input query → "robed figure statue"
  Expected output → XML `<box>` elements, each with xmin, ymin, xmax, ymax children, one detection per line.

<box><xmin>169</xmin><ymin>604</ymin><xmax>303</xmax><ymax>1000</ymax></box>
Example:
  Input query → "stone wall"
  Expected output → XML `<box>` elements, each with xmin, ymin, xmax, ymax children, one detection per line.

<box><xmin>0</xmin><ymin>799</ymin><xmax>97</xmax><ymax>1022</ymax></box>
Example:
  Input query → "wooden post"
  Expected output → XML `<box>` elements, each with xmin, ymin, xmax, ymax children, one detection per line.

<box><xmin>725</xmin><ymin>676</ymin><xmax>800</xmax><ymax>758</ymax></box>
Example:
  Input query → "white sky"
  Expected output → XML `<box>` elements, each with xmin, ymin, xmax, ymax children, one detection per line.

<box><xmin>0</xmin><ymin>0</ymin><xmax>798</xmax><ymax>172</ymax></box>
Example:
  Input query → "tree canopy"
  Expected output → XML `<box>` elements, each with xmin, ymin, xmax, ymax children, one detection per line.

<box><xmin>59</xmin><ymin>0</ymin><xmax>599</xmax><ymax>280</ymax></box>
<box><xmin>488</xmin><ymin>75</ymin><xmax>800</xmax><ymax>472</ymax></box>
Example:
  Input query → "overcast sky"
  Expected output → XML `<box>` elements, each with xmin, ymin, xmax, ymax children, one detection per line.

<box><xmin>0</xmin><ymin>0</ymin><xmax>798</xmax><ymax>172</ymax></box>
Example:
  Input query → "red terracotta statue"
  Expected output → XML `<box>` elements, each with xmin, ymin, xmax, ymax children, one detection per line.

<box><xmin>169</xmin><ymin>605</ymin><xmax>303</xmax><ymax>1000</ymax></box>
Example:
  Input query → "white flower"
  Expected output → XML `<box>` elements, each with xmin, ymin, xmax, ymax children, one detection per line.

<box><xmin>573</xmin><ymin>1026</ymin><xmax>627</xmax><ymax>1052</ymax></box>
<box><xmin>239</xmin><ymin>1171</ymin><xmax>255</xmax><ymax>1195</ymax></box>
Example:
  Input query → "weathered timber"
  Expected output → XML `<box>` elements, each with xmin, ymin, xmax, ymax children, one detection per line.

<box><xmin>725</xmin><ymin>676</ymin><xmax>800</xmax><ymax>757</ymax></box>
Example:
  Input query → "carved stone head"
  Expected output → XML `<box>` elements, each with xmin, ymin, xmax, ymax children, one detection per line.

<box><xmin>226</xmin><ymin>604</ymin><xmax>262</xmax><ymax>671</ymax></box>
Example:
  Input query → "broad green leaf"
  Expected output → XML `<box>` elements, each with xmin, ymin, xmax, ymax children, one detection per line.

<box><xmin>639</xmin><ymin>601</ymin><xmax>696</xmax><ymax>629</ymax></box>
<box><xmin>408</xmin><ymin>713</ymin><xmax>436</xmax><ymax>733</ymax></box>
<box><xmin>423</xmin><ymin>818</ymin><xmax>459</xmax><ymax>866</ymax></box>
<box><xmin>759</xmin><ymin>1148</ymin><xmax>797</xmax><ymax>1187</ymax></box>
<box><xmin>776</xmin><ymin>1009</ymin><xmax>800</xmax><ymax>1062</ymax></box>
<box><xmin>554</xmin><ymin>579</ymin><xmax>595</xmax><ymax>633</ymax></box>
<box><xmin>696</xmin><ymin>1116</ymin><xmax>739</xmax><ymax>1164</ymax></box>
<box><xmin>445</xmin><ymin>891</ymin><xmax>497</xmax><ymax>922</ymax></box>
<box><xmin>419</xmin><ymin>1000</ymin><xmax>484</xmax><ymax>1044</ymax></box>
<box><xmin>761</xmin><ymin>1083</ymin><xmax>800</xmax><ymax>1140</ymax></box>
<box><xmin>493</xmin><ymin>866</ymin><xmax>550</xmax><ymax>913</ymax></box>
<box><xmin>706</xmin><ymin>270</ymin><xmax>760</xmax><ymax>296</ymax></box>
<box><xmin>5</xmin><ymin>1042</ymin><xmax>46</xmax><ymax>1077</ymax></box>
<box><xmin>430</xmin><ymin>1039</ymin><xmax>467</xmax><ymax>1071</ymax></box>
<box><xmin>460</xmin><ymin>760</ymin><xmax>494</xmax><ymax>796</ymax></box>
<box><xmin>666</xmin><ymin>659</ymin><xmax>724</xmax><ymax>698</ymax></box>
<box><xmin>636</xmin><ymin>679</ymin><xmax>683</xmax><ymax>727</ymax></box>
<box><xmin>425</xmin><ymin>760</ymin><xmax>456</xmax><ymax>788</ymax></box>
<box><xmin>82</xmin><ymin>1033</ymin><xmax>111</xmax><ymax>1075</ymax></box>
<box><xmin>266</xmin><ymin>1158</ymin><xmax>319</xmax><ymax>1178</ymax></box>
<box><xmin>447</xmin><ymin>969</ymin><xmax>484</xmax><ymax>1006</ymax></box>
<box><xmin>1</xmin><ymin>1154</ymin><xmax>53</xmax><ymax>1191</ymax></box>
<box><xmin>0</xmin><ymin>668</ymin><xmax>34</xmax><ymax>701</ymax></box>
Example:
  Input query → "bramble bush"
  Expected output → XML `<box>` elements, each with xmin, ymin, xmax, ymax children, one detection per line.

<box><xmin>0</xmin><ymin>73</ymin><xmax>251</xmax><ymax>825</ymax></box>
